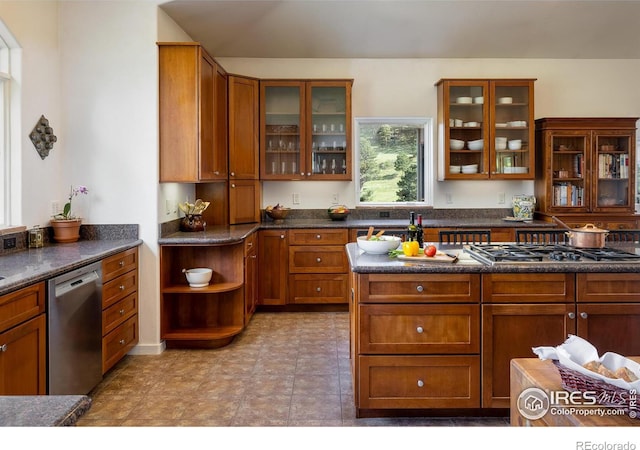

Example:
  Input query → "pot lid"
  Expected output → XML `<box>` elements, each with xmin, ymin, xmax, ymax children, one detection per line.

<box><xmin>572</xmin><ymin>223</ymin><xmax>609</xmax><ymax>233</ymax></box>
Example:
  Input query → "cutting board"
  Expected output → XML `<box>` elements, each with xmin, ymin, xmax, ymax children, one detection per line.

<box><xmin>396</xmin><ymin>252</ymin><xmax>457</xmax><ymax>263</ymax></box>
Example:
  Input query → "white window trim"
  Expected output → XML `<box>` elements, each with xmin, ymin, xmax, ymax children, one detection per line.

<box><xmin>354</xmin><ymin>116</ymin><xmax>433</xmax><ymax>207</ymax></box>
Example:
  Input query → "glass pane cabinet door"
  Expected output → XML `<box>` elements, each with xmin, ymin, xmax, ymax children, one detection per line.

<box><xmin>262</xmin><ymin>84</ymin><xmax>304</xmax><ymax>179</ymax></box>
<box><xmin>446</xmin><ymin>82</ymin><xmax>488</xmax><ymax>178</ymax></box>
<box><xmin>309</xmin><ymin>85</ymin><xmax>348</xmax><ymax>177</ymax></box>
<box><xmin>593</xmin><ymin>131</ymin><xmax>633</xmax><ymax>211</ymax></box>
<box><xmin>549</xmin><ymin>132</ymin><xmax>589</xmax><ymax>211</ymax></box>
<box><xmin>491</xmin><ymin>81</ymin><xmax>534</xmax><ymax>178</ymax></box>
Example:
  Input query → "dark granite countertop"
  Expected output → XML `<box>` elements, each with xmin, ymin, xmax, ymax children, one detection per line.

<box><xmin>0</xmin><ymin>238</ymin><xmax>142</xmax><ymax>296</ymax></box>
<box><xmin>0</xmin><ymin>395</ymin><xmax>91</xmax><ymax>426</ymax></box>
<box><xmin>346</xmin><ymin>242</ymin><xmax>640</xmax><ymax>274</ymax></box>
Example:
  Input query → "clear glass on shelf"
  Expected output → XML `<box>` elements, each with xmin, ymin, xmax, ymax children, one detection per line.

<box><xmin>491</xmin><ymin>82</ymin><xmax>534</xmax><ymax>178</ymax></box>
<box><xmin>263</xmin><ymin>85</ymin><xmax>302</xmax><ymax>178</ymax></box>
<box><xmin>309</xmin><ymin>85</ymin><xmax>348</xmax><ymax>175</ymax></box>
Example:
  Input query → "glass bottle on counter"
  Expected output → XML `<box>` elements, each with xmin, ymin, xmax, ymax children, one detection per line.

<box><xmin>416</xmin><ymin>214</ymin><xmax>424</xmax><ymax>248</ymax></box>
<box><xmin>407</xmin><ymin>211</ymin><xmax>417</xmax><ymax>241</ymax></box>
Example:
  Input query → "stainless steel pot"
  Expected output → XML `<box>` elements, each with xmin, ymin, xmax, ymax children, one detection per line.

<box><xmin>552</xmin><ymin>217</ymin><xmax>609</xmax><ymax>248</ymax></box>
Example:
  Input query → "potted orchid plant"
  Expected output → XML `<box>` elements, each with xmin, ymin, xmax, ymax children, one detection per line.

<box><xmin>50</xmin><ymin>185</ymin><xmax>88</xmax><ymax>242</ymax></box>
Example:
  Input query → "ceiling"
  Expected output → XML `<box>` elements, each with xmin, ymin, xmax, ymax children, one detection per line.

<box><xmin>159</xmin><ymin>0</ymin><xmax>640</xmax><ymax>59</ymax></box>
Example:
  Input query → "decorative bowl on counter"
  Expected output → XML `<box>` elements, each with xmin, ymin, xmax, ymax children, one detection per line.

<box><xmin>183</xmin><ymin>268</ymin><xmax>213</xmax><ymax>288</ymax></box>
<box><xmin>356</xmin><ymin>235</ymin><xmax>401</xmax><ymax>254</ymax></box>
<box><xmin>328</xmin><ymin>205</ymin><xmax>350</xmax><ymax>220</ymax></box>
<box><xmin>265</xmin><ymin>205</ymin><xmax>290</xmax><ymax>222</ymax></box>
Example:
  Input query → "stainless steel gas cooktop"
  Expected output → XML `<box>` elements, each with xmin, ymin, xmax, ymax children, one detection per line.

<box><xmin>464</xmin><ymin>243</ymin><xmax>640</xmax><ymax>265</ymax></box>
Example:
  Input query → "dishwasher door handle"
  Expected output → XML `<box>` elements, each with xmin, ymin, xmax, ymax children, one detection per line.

<box><xmin>55</xmin><ymin>270</ymin><xmax>100</xmax><ymax>297</ymax></box>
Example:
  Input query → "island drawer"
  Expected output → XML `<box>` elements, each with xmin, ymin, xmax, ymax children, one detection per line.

<box><xmin>289</xmin><ymin>246</ymin><xmax>348</xmax><ymax>273</ymax></box>
<box><xmin>577</xmin><ymin>272</ymin><xmax>640</xmax><ymax>302</ymax></box>
<box><xmin>482</xmin><ymin>273</ymin><xmax>575</xmax><ymax>303</ymax></box>
<box><xmin>359</xmin><ymin>304</ymin><xmax>479</xmax><ymax>354</ymax></box>
<box><xmin>358</xmin><ymin>273</ymin><xmax>480</xmax><ymax>304</ymax></box>
<box><xmin>358</xmin><ymin>355</ymin><xmax>480</xmax><ymax>409</ymax></box>
<box><xmin>288</xmin><ymin>274</ymin><xmax>348</xmax><ymax>304</ymax></box>
<box><xmin>288</xmin><ymin>229</ymin><xmax>348</xmax><ymax>246</ymax></box>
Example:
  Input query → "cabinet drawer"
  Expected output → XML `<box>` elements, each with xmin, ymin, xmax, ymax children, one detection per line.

<box><xmin>577</xmin><ymin>272</ymin><xmax>640</xmax><ymax>302</ymax></box>
<box><xmin>359</xmin><ymin>304</ymin><xmax>479</xmax><ymax>354</ymax></box>
<box><xmin>358</xmin><ymin>355</ymin><xmax>480</xmax><ymax>409</ymax></box>
<box><xmin>244</xmin><ymin>232</ymin><xmax>257</xmax><ymax>256</ymax></box>
<box><xmin>288</xmin><ymin>274</ymin><xmax>348</xmax><ymax>304</ymax></box>
<box><xmin>288</xmin><ymin>229</ymin><xmax>347</xmax><ymax>246</ymax></box>
<box><xmin>359</xmin><ymin>273</ymin><xmax>480</xmax><ymax>304</ymax></box>
<box><xmin>289</xmin><ymin>246</ymin><xmax>347</xmax><ymax>273</ymax></box>
<box><xmin>102</xmin><ymin>247</ymin><xmax>138</xmax><ymax>283</ymax></box>
<box><xmin>102</xmin><ymin>292</ymin><xmax>138</xmax><ymax>336</ymax></box>
<box><xmin>103</xmin><ymin>270</ymin><xmax>138</xmax><ymax>309</ymax></box>
<box><xmin>102</xmin><ymin>315</ymin><xmax>138</xmax><ymax>374</ymax></box>
<box><xmin>0</xmin><ymin>283</ymin><xmax>45</xmax><ymax>332</ymax></box>
<box><xmin>482</xmin><ymin>273</ymin><xmax>575</xmax><ymax>303</ymax></box>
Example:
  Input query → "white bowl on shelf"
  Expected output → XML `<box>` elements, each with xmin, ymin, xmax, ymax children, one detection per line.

<box><xmin>504</xmin><ymin>166</ymin><xmax>528</xmax><ymax>174</ymax></box>
<box><xmin>495</xmin><ymin>122</ymin><xmax>508</xmax><ymax>128</ymax></box>
<box><xmin>463</xmin><ymin>121</ymin><xmax>480</xmax><ymax>127</ymax></box>
<box><xmin>467</xmin><ymin>139</ymin><xmax>484</xmax><ymax>151</ymax></box>
<box><xmin>508</xmin><ymin>139</ymin><xmax>522</xmax><ymax>150</ymax></box>
<box><xmin>357</xmin><ymin>235</ymin><xmax>401</xmax><ymax>254</ymax></box>
<box><xmin>183</xmin><ymin>268</ymin><xmax>213</xmax><ymax>287</ymax></box>
<box><xmin>473</xmin><ymin>96</ymin><xmax>484</xmax><ymax>104</ymax></box>
<box><xmin>449</xmin><ymin>165</ymin><xmax>461</xmax><ymax>173</ymax></box>
<box><xmin>498</xmin><ymin>97</ymin><xmax>513</xmax><ymax>104</ymax></box>
<box><xmin>456</xmin><ymin>97</ymin><xmax>472</xmax><ymax>104</ymax></box>
<box><xmin>495</xmin><ymin>137</ymin><xmax>507</xmax><ymax>150</ymax></box>
<box><xmin>461</xmin><ymin>164</ymin><xmax>478</xmax><ymax>174</ymax></box>
<box><xmin>450</xmin><ymin>139</ymin><xmax>465</xmax><ymax>150</ymax></box>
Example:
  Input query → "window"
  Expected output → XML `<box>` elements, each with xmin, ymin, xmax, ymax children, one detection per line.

<box><xmin>355</xmin><ymin>117</ymin><xmax>432</xmax><ymax>206</ymax></box>
<box><xmin>0</xmin><ymin>19</ymin><xmax>19</xmax><ymax>228</ymax></box>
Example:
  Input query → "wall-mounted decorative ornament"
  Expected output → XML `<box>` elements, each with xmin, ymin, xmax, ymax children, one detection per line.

<box><xmin>29</xmin><ymin>115</ymin><xmax>57</xmax><ymax>160</ymax></box>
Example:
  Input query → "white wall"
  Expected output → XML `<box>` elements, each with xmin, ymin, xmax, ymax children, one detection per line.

<box><xmin>218</xmin><ymin>57</ymin><xmax>640</xmax><ymax>210</ymax></box>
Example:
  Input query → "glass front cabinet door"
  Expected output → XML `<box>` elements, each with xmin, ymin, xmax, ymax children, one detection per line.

<box><xmin>436</xmin><ymin>79</ymin><xmax>535</xmax><ymax>180</ymax></box>
<box><xmin>260</xmin><ymin>79</ymin><xmax>353</xmax><ymax>180</ymax></box>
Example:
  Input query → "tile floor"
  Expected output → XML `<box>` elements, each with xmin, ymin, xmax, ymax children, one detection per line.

<box><xmin>77</xmin><ymin>311</ymin><xmax>509</xmax><ymax>427</ymax></box>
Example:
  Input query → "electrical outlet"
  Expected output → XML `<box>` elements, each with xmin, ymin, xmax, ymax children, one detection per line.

<box><xmin>498</xmin><ymin>192</ymin><xmax>505</xmax><ymax>204</ymax></box>
<box><xmin>165</xmin><ymin>199</ymin><xmax>171</xmax><ymax>215</ymax></box>
<box><xmin>331</xmin><ymin>193</ymin><xmax>339</xmax><ymax>204</ymax></box>
<box><xmin>3</xmin><ymin>237</ymin><xmax>16</xmax><ymax>249</ymax></box>
<box><xmin>51</xmin><ymin>201</ymin><xmax>59</xmax><ymax>216</ymax></box>
<box><xmin>446</xmin><ymin>193</ymin><xmax>453</xmax><ymax>204</ymax></box>
<box><xmin>379</xmin><ymin>211</ymin><xmax>390</xmax><ymax>218</ymax></box>
<box><xmin>292</xmin><ymin>193</ymin><xmax>300</xmax><ymax>204</ymax></box>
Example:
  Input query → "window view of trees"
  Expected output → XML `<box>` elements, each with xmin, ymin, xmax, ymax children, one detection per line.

<box><xmin>358</xmin><ymin>122</ymin><xmax>424</xmax><ymax>203</ymax></box>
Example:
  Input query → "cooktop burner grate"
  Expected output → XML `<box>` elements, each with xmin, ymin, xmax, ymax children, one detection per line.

<box><xmin>465</xmin><ymin>244</ymin><xmax>640</xmax><ymax>264</ymax></box>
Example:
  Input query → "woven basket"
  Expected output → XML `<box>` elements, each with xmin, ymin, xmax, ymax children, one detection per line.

<box><xmin>553</xmin><ymin>361</ymin><xmax>638</xmax><ymax>418</ymax></box>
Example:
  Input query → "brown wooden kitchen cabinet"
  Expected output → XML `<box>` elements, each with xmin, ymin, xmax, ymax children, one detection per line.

<box><xmin>534</xmin><ymin>117</ymin><xmax>639</xmax><ymax>228</ymax></box>
<box><xmin>258</xmin><ymin>229</ymin><xmax>289</xmax><ymax>306</ymax></box>
<box><xmin>260</xmin><ymin>79</ymin><xmax>353</xmax><ymax>180</ymax></box>
<box><xmin>102</xmin><ymin>247</ymin><xmax>139</xmax><ymax>374</ymax></box>
<box><xmin>228</xmin><ymin>75</ymin><xmax>261</xmax><ymax>224</ymax></box>
<box><xmin>288</xmin><ymin>229</ymin><xmax>348</xmax><ymax>304</ymax></box>
<box><xmin>244</xmin><ymin>232</ymin><xmax>258</xmax><ymax>325</ymax></box>
<box><xmin>158</xmin><ymin>42</ymin><xmax>228</xmax><ymax>182</ymax></box>
<box><xmin>0</xmin><ymin>283</ymin><xmax>46</xmax><ymax>395</ymax></box>
<box><xmin>436</xmin><ymin>78</ymin><xmax>535</xmax><ymax>180</ymax></box>
<box><xmin>160</xmin><ymin>241</ymin><xmax>246</xmax><ymax>348</ymax></box>
<box><xmin>352</xmin><ymin>272</ymin><xmax>481</xmax><ymax>414</ymax></box>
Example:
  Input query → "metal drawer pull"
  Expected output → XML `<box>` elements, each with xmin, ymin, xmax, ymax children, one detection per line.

<box><xmin>316</xmin><ymin>257</ymin><xmax>322</xmax><ymax>263</ymax></box>
<box><xmin>316</xmin><ymin>287</ymin><xmax>321</xmax><ymax>292</ymax></box>
<box><xmin>119</xmin><ymin>285</ymin><xmax>125</xmax><ymax>291</ymax></box>
<box><xmin>119</xmin><ymin>260</ymin><xmax>125</xmax><ymax>267</ymax></box>
<box><xmin>0</xmin><ymin>344</ymin><xmax>6</xmax><ymax>352</ymax></box>
<box><xmin>417</xmin><ymin>379</ymin><xmax>424</xmax><ymax>387</ymax></box>
<box><xmin>568</xmin><ymin>312</ymin><xmax>575</xmax><ymax>319</ymax></box>
<box><xmin>119</xmin><ymin>339</ymin><xmax>126</xmax><ymax>345</ymax></box>
<box><xmin>316</xmin><ymin>234</ymin><xmax>321</xmax><ymax>239</ymax></box>
<box><xmin>416</xmin><ymin>326</ymin><xmax>424</xmax><ymax>334</ymax></box>
<box><xmin>580</xmin><ymin>312</ymin><xmax>588</xmax><ymax>319</ymax></box>
<box><xmin>416</xmin><ymin>285</ymin><xmax>424</xmax><ymax>293</ymax></box>
<box><xmin>119</xmin><ymin>309</ymin><xmax>125</xmax><ymax>315</ymax></box>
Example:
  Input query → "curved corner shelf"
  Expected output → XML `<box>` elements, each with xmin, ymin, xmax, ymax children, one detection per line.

<box><xmin>161</xmin><ymin>280</ymin><xmax>243</xmax><ymax>294</ymax></box>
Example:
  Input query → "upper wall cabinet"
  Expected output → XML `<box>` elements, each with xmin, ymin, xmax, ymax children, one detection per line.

<box><xmin>158</xmin><ymin>42</ymin><xmax>228</xmax><ymax>182</ymax></box>
<box><xmin>436</xmin><ymin>79</ymin><xmax>536</xmax><ymax>180</ymax></box>
<box><xmin>260</xmin><ymin>79</ymin><xmax>353</xmax><ymax>181</ymax></box>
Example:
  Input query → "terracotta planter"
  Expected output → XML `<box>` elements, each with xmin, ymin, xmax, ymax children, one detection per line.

<box><xmin>50</xmin><ymin>219</ymin><xmax>82</xmax><ymax>243</ymax></box>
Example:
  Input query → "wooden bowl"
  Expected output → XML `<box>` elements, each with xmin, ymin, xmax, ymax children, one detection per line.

<box><xmin>266</xmin><ymin>208</ymin><xmax>290</xmax><ymax>221</ymax></box>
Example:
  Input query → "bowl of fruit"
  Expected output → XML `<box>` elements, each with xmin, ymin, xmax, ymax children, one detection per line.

<box><xmin>265</xmin><ymin>204</ymin><xmax>290</xmax><ymax>222</ymax></box>
<box><xmin>328</xmin><ymin>205</ymin><xmax>350</xmax><ymax>221</ymax></box>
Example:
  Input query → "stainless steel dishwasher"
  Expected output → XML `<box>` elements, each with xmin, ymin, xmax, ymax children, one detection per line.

<box><xmin>47</xmin><ymin>261</ymin><xmax>103</xmax><ymax>395</ymax></box>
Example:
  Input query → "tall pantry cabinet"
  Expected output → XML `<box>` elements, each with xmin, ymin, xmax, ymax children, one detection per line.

<box><xmin>534</xmin><ymin>117</ymin><xmax>639</xmax><ymax>229</ymax></box>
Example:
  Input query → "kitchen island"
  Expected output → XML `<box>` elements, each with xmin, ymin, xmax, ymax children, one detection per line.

<box><xmin>0</xmin><ymin>395</ymin><xmax>91</xmax><ymax>426</ymax></box>
<box><xmin>346</xmin><ymin>242</ymin><xmax>640</xmax><ymax>418</ymax></box>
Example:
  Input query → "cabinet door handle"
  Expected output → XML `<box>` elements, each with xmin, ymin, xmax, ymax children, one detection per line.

<box><xmin>416</xmin><ymin>285</ymin><xmax>424</xmax><ymax>293</ymax></box>
<box><xmin>119</xmin><ymin>339</ymin><xmax>126</xmax><ymax>345</ymax></box>
<box><xmin>568</xmin><ymin>312</ymin><xmax>575</xmax><ymax>319</ymax></box>
<box><xmin>214</xmin><ymin>171</ymin><xmax>220</xmax><ymax>175</ymax></box>
<box><xmin>231</xmin><ymin>183</ymin><xmax>236</xmax><ymax>188</ymax></box>
<box><xmin>316</xmin><ymin>234</ymin><xmax>321</xmax><ymax>239</ymax></box>
<box><xmin>417</xmin><ymin>379</ymin><xmax>424</xmax><ymax>388</ymax></box>
<box><xmin>0</xmin><ymin>344</ymin><xmax>6</xmax><ymax>352</ymax></box>
<box><xmin>230</xmin><ymin>172</ymin><xmax>235</xmax><ymax>177</ymax></box>
<box><xmin>580</xmin><ymin>312</ymin><xmax>588</xmax><ymax>319</ymax></box>
<box><xmin>316</xmin><ymin>257</ymin><xmax>322</xmax><ymax>263</ymax></box>
<box><xmin>316</xmin><ymin>287</ymin><xmax>321</xmax><ymax>292</ymax></box>
<box><xmin>280</xmin><ymin>234</ymin><xmax>285</xmax><ymax>239</ymax></box>
<box><xmin>306</xmin><ymin>172</ymin><xmax>311</xmax><ymax>176</ymax></box>
<box><xmin>416</xmin><ymin>326</ymin><xmax>424</xmax><ymax>334</ymax></box>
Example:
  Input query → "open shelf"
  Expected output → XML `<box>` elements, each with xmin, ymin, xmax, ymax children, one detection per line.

<box><xmin>161</xmin><ymin>281</ymin><xmax>243</xmax><ymax>294</ymax></box>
